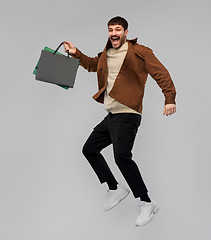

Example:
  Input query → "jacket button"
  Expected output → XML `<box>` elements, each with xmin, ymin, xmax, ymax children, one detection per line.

<box><xmin>105</xmin><ymin>70</ymin><xmax>106</xmax><ymax>72</ymax></box>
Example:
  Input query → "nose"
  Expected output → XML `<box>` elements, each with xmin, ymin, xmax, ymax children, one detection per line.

<box><xmin>110</xmin><ymin>29</ymin><xmax>117</xmax><ymax>36</ymax></box>
<box><xmin>112</xmin><ymin>30</ymin><xmax>117</xmax><ymax>35</ymax></box>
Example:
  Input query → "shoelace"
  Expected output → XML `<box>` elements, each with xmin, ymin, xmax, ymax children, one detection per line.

<box><xmin>138</xmin><ymin>203</ymin><xmax>146</xmax><ymax>216</ymax></box>
<box><xmin>106</xmin><ymin>190</ymin><xmax>112</xmax><ymax>199</ymax></box>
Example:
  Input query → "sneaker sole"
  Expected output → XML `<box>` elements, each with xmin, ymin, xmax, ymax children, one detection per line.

<box><xmin>104</xmin><ymin>190</ymin><xmax>130</xmax><ymax>211</ymax></box>
<box><xmin>135</xmin><ymin>206</ymin><xmax>159</xmax><ymax>227</ymax></box>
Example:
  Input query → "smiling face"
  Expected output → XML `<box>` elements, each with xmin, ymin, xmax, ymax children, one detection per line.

<box><xmin>108</xmin><ymin>24</ymin><xmax>128</xmax><ymax>49</ymax></box>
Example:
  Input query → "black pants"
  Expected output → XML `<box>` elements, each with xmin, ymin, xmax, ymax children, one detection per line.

<box><xmin>82</xmin><ymin>113</ymin><xmax>148</xmax><ymax>198</ymax></box>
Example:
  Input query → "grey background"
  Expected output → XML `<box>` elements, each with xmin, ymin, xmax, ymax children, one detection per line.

<box><xmin>0</xmin><ymin>0</ymin><xmax>210</xmax><ymax>239</ymax></box>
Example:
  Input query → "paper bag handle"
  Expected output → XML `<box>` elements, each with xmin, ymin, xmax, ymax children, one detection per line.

<box><xmin>53</xmin><ymin>42</ymin><xmax>70</xmax><ymax>58</ymax></box>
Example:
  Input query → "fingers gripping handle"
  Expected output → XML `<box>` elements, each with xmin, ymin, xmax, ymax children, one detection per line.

<box><xmin>53</xmin><ymin>42</ymin><xmax>70</xmax><ymax>58</ymax></box>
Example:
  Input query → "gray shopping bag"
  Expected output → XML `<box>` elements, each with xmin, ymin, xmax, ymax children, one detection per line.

<box><xmin>35</xmin><ymin>42</ymin><xmax>79</xmax><ymax>88</ymax></box>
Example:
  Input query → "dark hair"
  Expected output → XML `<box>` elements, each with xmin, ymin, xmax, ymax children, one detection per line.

<box><xmin>107</xmin><ymin>16</ymin><xmax>128</xmax><ymax>31</ymax></box>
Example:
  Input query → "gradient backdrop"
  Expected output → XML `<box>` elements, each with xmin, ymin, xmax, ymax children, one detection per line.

<box><xmin>0</xmin><ymin>0</ymin><xmax>210</xmax><ymax>239</ymax></box>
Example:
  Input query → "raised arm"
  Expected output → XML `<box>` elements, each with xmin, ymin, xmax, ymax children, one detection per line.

<box><xmin>63</xmin><ymin>41</ymin><xmax>99</xmax><ymax>72</ymax></box>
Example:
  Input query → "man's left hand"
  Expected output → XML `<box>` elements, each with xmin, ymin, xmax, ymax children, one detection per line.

<box><xmin>163</xmin><ymin>104</ymin><xmax>176</xmax><ymax>116</ymax></box>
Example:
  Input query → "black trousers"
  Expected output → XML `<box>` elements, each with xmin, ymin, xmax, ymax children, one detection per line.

<box><xmin>82</xmin><ymin>113</ymin><xmax>148</xmax><ymax>198</ymax></box>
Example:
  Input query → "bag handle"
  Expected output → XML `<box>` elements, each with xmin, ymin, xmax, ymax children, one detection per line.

<box><xmin>53</xmin><ymin>42</ymin><xmax>70</xmax><ymax>58</ymax></box>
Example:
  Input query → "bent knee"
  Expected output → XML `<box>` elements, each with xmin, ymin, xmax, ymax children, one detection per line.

<box><xmin>82</xmin><ymin>143</ymin><xmax>97</xmax><ymax>158</ymax></box>
<box><xmin>82</xmin><ymin>144</ymin><xmax>89</xmax><ymax>157</ymax></box>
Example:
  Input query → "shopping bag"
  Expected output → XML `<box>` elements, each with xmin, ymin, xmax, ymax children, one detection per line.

<box><xmin>34</xmin><ymin>42</ymin><xmax>79</xmax><ymax>89</ymax></box>
<box><xmin>33</xmin><ymin>46</ymin><xmax>69</xmax><ymax>89</ymax></box>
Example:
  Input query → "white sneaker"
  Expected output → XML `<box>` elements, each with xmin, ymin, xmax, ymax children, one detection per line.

<box><xmin>135</xmin><ymin>200</ymin><xmax>159</xmax><ymax>227</ymax></box>
<box><xmin>103</xmin><ymin>184</ymin><xmax>130</xmax><ymax>211</ymax></box>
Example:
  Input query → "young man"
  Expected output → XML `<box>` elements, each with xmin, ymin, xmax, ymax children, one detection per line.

<box><xmin>63</xmin><ymin>16</ymin><xmax>176</xmax><ymax>227</ymax></box>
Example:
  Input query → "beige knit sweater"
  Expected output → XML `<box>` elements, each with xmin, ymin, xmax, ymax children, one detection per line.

<box><xmin>104</xmin><ymin>42</ymin><xmax>141</xmax><ymax>115</ymax></box>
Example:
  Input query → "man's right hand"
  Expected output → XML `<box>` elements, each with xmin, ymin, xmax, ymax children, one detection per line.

<box><xmin>63</xmin><ymin>41</ymin><xmax>76</xmax><ymax>55</ymax></box>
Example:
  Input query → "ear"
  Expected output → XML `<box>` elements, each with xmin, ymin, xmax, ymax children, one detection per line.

<box><xmin>125</xmin><ymin>29</ymin><xmax>129</xmax><ymax>37</ymax></box>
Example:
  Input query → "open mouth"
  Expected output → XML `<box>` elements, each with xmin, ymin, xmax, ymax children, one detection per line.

<box><xmin>111</xmin><ymin>36</ymin><xmax>120</xmax><ymax>44</ymax></box>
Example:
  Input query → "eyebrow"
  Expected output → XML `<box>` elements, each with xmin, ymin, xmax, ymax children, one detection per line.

<box><xmin>108</xmin><ymin>27</ymin><xmax>122</xmax><ymax>30</ymax></box>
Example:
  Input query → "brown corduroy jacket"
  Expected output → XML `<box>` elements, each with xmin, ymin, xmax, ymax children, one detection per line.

<box><xmin>73</xmin><ymin>38</ymin><xmax>176</xmax><ymax>113</ymax></box>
